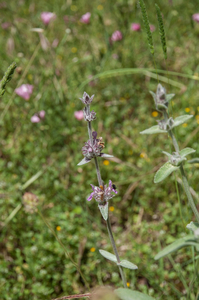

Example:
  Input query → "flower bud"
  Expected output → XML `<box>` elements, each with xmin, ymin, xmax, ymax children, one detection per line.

<box><xmin>79</xmin><ymin>92</ymin><xmax>94</xmax><ymax>105</ymax></box>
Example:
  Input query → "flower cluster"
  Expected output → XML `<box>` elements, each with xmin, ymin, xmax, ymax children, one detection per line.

<box><xmin>87</xmin><ymin>180</ymin><xmax>117</xmax><ymax>203</ymax></box>
<box><xmin>23</xmin><ymin>192</ymin><xmax>39</xmax><ymax>214</ymax></box>
<box><xmin>157</xmin><ymin>117</ymin><xmax>174</xmax><ymax>131</ymax></box>
<box><xmin>83</xmin><ymin>106</ymin><xmax>96</xmax><ymax>121</ymax></box>
<box><xmin>82</xmin><ymin>131</ymin><xmax>105</xmax><ymax>160</ymax></box>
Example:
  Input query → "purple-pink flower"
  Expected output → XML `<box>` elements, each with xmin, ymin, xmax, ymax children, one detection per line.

<box><xmin>1</xmin><ymin>22</ymin><xmax>11</xmax><ymax>30</ymax></box>
<box><xmin>31</xmin><ymin>115</ymin><xmax>40</xmax><ymax>123</ymax></box>
<box><xmin>80</xmin><ymin>12</ymin><xmax>91</xmax><ymax>24</ymax></box>
<box><xmin>192</xmin><ymin>13</ymin><xmax>199</xmax><ymax>23</ymax></box>
<box><xmin>131</xmin><ymin>23</ymin><xmax>141</xmax><ymax>31</ymax></box>
<box><xmin>39</xmin><ymin>110</ymin><xmax>45</xmax><ymax>119</ymax></box>
<box><xmin>150</xmin><ymin>24</ymin><xmax>156</xmax><ymax>32</ymax></box>
<box><xmin>74</xmin><ymin>110</ymin><xmax>84</xmax><ymax>120</ymax></box>
<box><xmin>87</xmin><ymin>180</ymin><xmax>118</xmax><ymax>202</ymax></box>
<box><xmin>41</xmin><ymin>12</ymin><xmax>56</xmax><ymax>25</ymax></box>
<box><xmin>111</xmin><ymin>30</ymin><xmax>123</xmax><ymax>42</ymax></box>
<box><xmin>15</xmin><ymin>84</ymin><xmax>33</xmax><ymax>100</ymax></box>
<box><xmin>31</xmin><ymin>110</ymin><xmax>46</xmax><ymax>123</ymax></box>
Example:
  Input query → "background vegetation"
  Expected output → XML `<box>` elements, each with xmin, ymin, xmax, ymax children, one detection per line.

<box><xmin>1</xmin><ymin>0</ymin><xmax>199</xmax><ymax>299</ymax></box>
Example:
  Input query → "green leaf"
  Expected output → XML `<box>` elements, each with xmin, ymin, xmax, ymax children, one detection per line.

<box><xmin>172</xmin><ymin>115</ymin><xmax>193</xmax><ymax>128</ymax></box>
<box><xmin>99</xmin><ymin>250</ymin><xmax>117</xmax><ymax>263</ymax></box>
<box><xmin>140</xmin><ymin>125</ymin><xmax>167</xmax><ymax>135</ymax></box>
<box><xmin>180</xmin><ymin>148</ymin><xmax>196</xmax><ymax>157</ymax></box>
<box><xmin>186</xmin><ymin>222</ymin><xmax>199</xmax><ymax>233</ymax></box>
<box><xmin>154</xmin><ymin>162</ymin><xmax>179</xmax><ymax>183</ymax></box>
<box><xmin>77</xmin><ymin>158</ymin><xmax>90</xmax><ymax>166</ymax></box>
<box><xmin>154</xmin><ymin>235</ymin><xmax>196</xmax><ymax>260</ymax></box>
<box><xmin>98</xmin><ymin>202</ymin><xmax>109</xmax><ymax>221</ymax></box>
<box><xmin>162</xmin><ymin>151</ymin><xmax>172</xmax><ymax>158</ymax></box>
<box><xmin>118</xmin><ymin>260</ymin><xmax>138</xmax><ymax>270</ymax></box>
<box><xmin>166</xmin><ymin>93</ymin><xmax>175</xmax><ymax>102</ymax></box>
<box><xmin>115</xmin><ymin>288</ymin><xmax>156</xmax><ymax>300</ymax></box>
<box><xmin>188</xmin><ymin>158</ymin><xmax>199</xmax><ymax>164</ymax></box>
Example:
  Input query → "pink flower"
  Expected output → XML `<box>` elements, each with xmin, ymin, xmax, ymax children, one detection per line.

<box><xmin>41</xmin><ymin>12</ymin><xmax>56</xmax><ymax>25</ymax></box>
<box><xmin>15</xmin><ymin>84</ymin><xmax>33</xmax><ymax>100</ymax></box>
<box><xmin>192</xmin><ymin>13</ymin><xmax>199</xmax><ymax>23</ymax></box>
<box><xmin>31</xmin><ymin>115</ymin><xmax>40</xmax><ymax>123</ymax></box>
<box><xmin>131</xmin><ymin>23</ymin><xmax>141</xmax><ymax>31</ymax></box>
<box><xmin>1</xmin><ymin>22</ymin><xmax>11</xmax><ymax>29</ymax></box>
<box><xmin>74</xmin><ymin>110</ymin><xmax>84</xmax><ymax>120</ymax></box>
<box><xmin>150</xmin><ymin>24</ymin><xmax>156</xmax><ymax>32</ymax></box>
<box><xmin>111</xmin><ymin>30</ymin><xmax>123</xmax><ymax>42</ymax></box>
<box><xmin>80</xmin><ymin>12</ymin><xmax>91</xmax><ymax>24</ymax></box>
<box><xmin>39</xmin><ymin>110</ymin><xmax>45</xmax><ymax>119</ymax></box>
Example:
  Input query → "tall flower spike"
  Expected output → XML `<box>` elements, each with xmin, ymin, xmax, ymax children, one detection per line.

<box><xmin>79</xmin><ymin>92</ymin><xmax>94</xmax><ymax>105</ymax></box>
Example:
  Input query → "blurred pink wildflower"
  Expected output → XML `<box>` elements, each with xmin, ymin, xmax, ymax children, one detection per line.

<box><xmin>1</xmin><ymin>22</ymin><xmax>11</xmax><ymax>29</ymax></box>
<box><xmin>150</xmin><ymin>24</ymin><xmax>156</xmax><ymax>32</ymax></box>
<box><xmin>39</xmin><ymin>110</ymin><xmax>45</xmax><ymax>119</ymax></box>
<box><xmin>80</xmin><ymin>12</ymin><xmax>91</xmax><ymax>24</ymax></box>
<box><xmin>111</xmin><ymin>30</ymin><xmax>123</xmax><ymax>42</ymax></box>
<box><xmin>31</xmin><ymin>110</ymin><xmax>45</xmax><ymax>123</ymax></box>
<box><xmin>74</xmin><ymin>110</ymin><xmax>84</xmax><ymax>120</ymax></box>
<box><xmin>131</xmin><ymin>23</ymin><xmax>141</xmax><ymax>31</ymax></box>
<box><xmin>192</xmin><ymin>13</ymin><xmax>199</xmax><ymax>23</ymax></box>
<box><xmin>15</xmin><ymin>84</ymin><xmax>33</xmax><ymax>100</ymax></box>
<box><xmin>31</xmin><ymin>115</ymin><xmax>40</xmax><ymax>123</ymax></box>
<box><xmin>41</xmin><ymin>12</ymin><xmax>56</xmax><ymax>25</ymax></box>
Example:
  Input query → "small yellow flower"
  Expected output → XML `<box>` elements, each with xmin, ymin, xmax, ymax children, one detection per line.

<box><xmin>103</xmin><ymin>160</ymin><xmax>110</xmax><ymax>166</ymax></box>
<box><xmin>185</xmin><ymin>107</ymin><xmax>190</xmax><ymax>113</ymax></box>
<box><xmin>197</xmin><ymin>106</ymin><xmax>199</xmax><ymax>112</ymax></box>
<box><xmin>70</xmin><ymin>5</ymin><xmax>77</xmax><ymax>11</ymax></box>
<box><xmin>56</xmin><ymin>226</ymin><xmax>61</xmax><ymax>231</ymax></box>
<box><xmin>97</xmin><ymin>5</ymin><xmax>103</xmax><ymax>10</ymax></box>
<box><xmin>71</xmin><ymin>47</ymin><xmax>77</xmax><ymax>53</ymax></box>
<box><xmin>109</xmin><ymin>206</ymin><xmax>114</xmax><ymax>212</ymax></box>
<box><xmin>182</xmin><ymin>123</ymin><xmax>187</xmax><ymax>128</ymax></box>
<box><xmin>90</xmin><ymin>247</ymin><xmax>96</xmax><ymax>252</ymax></box>
<box><xmin>195</xmin><ymin>115</ymin><xmax>199</xmax><ymax>120</ymax></box>
<box><xmin>127</xmin><ymin>282</ymin><xmax>130</xmax><ymax>287</ymax></box>
<box><xmin>152</xmin><ymin>111</ymin><xmax>158</xmax><ymax>117</ymax></box>
<box><xmin>140</xmin><ymin>152</ymin><xmax>146</xmax><ymax>158</ymax></box>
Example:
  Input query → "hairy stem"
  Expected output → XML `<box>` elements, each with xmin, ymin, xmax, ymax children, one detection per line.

<box><xmin>107</xmin><ymin>217</ymin><xmax>127</xmax><ymax>287</ymax></box>
<box><xmin>168</xmin><ymin>128</ymin><xmax>199</xmax><ymax>223</ymax></box>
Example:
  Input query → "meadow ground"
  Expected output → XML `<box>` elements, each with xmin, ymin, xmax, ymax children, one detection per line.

<box><xmin>0</xmin><ymin>0</ymin><xmax>199</xmax><ymax>299</ymax></box>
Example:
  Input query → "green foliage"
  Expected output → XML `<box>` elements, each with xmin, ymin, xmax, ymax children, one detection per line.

<box><xmin>154</xmin><ymin>235</ymin><xmax>198</xmax><ymax>260</ymax></box>
<box><xmin>0</xmin><ymin>0</ymin><xmax>199</xmax><ymax>299</ymax></box>
<box><xmin>155</xmin><ymin>4</ymin><xmax>167</xmax><ymax>60</ymax></box>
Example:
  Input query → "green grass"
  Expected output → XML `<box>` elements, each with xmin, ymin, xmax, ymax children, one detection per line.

<box><xmin>1</xmin><ymin>0</ymin><xmax>199</xmax><ymax>299</ymax></box>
